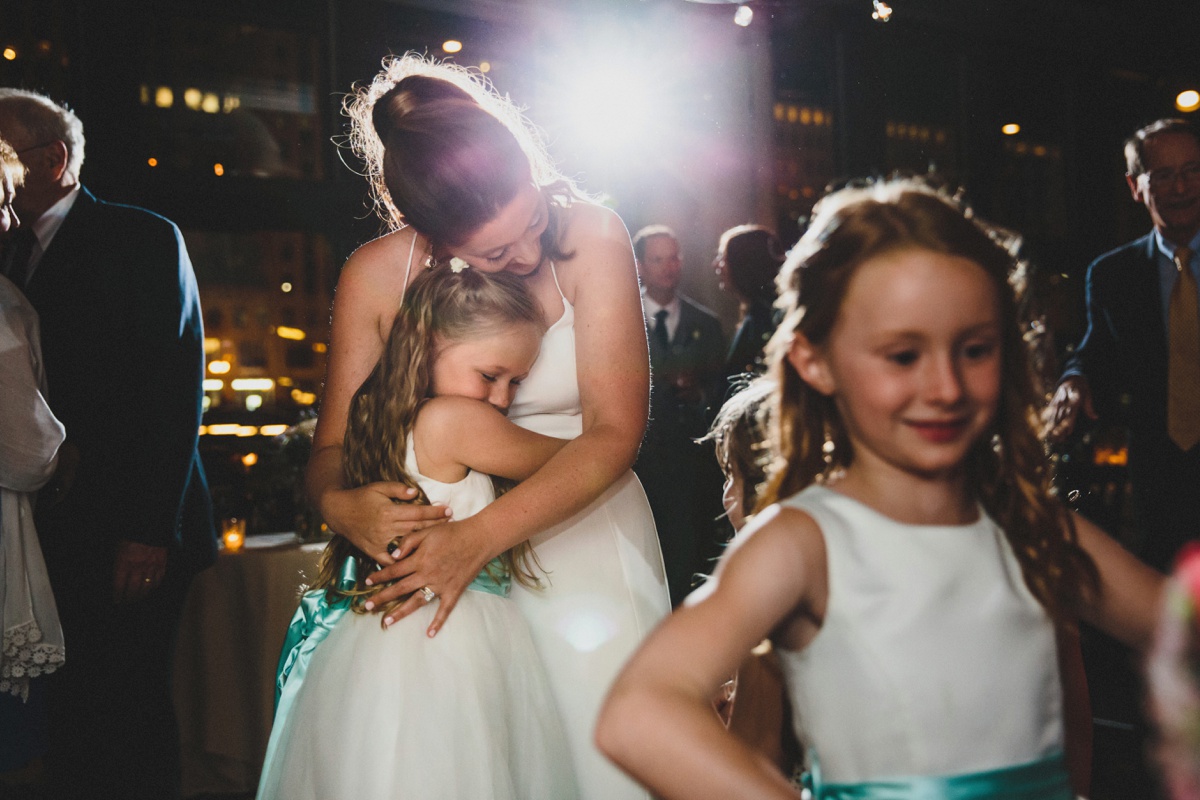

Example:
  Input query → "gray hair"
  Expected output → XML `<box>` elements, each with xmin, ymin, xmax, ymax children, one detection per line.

<box><xmin>1124</xmin><ymin>118</ymin><xmax>1200</xmax><ymax>176</ymax></box>
<box><xmin>0</xmin><ymin>89</ymin><xmax>86</xmax><ymax>182</ymax></box>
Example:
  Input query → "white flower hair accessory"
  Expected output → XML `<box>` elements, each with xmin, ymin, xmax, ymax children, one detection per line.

<box><xmin>449</xmin><ymin>257</ymin><xmax>470</xmax><ymax>274</ymax></box>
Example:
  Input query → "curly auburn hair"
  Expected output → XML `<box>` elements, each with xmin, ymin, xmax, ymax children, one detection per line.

<box><xmin>757</xmin><ymin>179</ymin><xmax>1098</xmax><ymax>623</ymax></box>
<box><xmin>311</xmin><ymin>265</ymin><xmax>547</xmax><ymax>619</ymax></box>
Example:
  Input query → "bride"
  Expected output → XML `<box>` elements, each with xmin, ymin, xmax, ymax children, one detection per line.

<box><xmin>303</xmin><ymin>54</ymin><xmax>670</xmax><ymax>798</ymax></box>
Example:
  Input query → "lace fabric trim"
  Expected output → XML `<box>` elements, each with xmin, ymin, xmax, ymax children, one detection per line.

<box><xmin>1</xmin><ymin>620</ymin><xmax>66</xmax><ymax>701</ymax></box>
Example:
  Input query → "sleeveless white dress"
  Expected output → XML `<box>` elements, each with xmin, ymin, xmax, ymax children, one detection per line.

<box><xmin>777</xmin><ymin>485</ymin><xmax>1066</xmax><ymax>789</ymax></box>
<box><xmin>256</xmin><ymin>435</ymin><xmax>577</xmax><ymax>800</ymax></box>
<box><xmin>507</xmin><ymin>263</ymin><xmax>671</xmax><ymax>800</ymax></box>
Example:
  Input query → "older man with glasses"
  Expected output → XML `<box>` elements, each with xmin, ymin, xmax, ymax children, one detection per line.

<box><xmin>0</xmin><ymin>88</ymin><xmax>216</xmax><ymax>800</ymax></box>
<box><xmin>1048</xmin><ymin>118</ymin><xmax>1200</xmax><ymax>575</ymax></box>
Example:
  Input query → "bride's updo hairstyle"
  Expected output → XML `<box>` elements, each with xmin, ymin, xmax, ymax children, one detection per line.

<box><xmin>346</xmin><ymin>54</ymin><xmax>578</xmax><ymax>258</ymax></box>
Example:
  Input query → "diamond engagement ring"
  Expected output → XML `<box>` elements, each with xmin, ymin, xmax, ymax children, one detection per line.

<box><xmin>419</xmin><ymin>586</ymin><xmax>437</xmax><ymax>603</ymax></box>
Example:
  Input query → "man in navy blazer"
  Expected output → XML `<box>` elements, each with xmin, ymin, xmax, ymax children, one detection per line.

<box><xmin>0</xmin><ymin>89</ymin><xmax>216</xmax><ymax>799</ymax></box>
<box><xmin>1048</xmin><ymin>118</ymin><xmax>1200</xmax><ymax>573</ymax></box>
<box><xmin>632</xmin><ymin>225</ymin><xmax>727</xmax><ymax>604</ymax></box>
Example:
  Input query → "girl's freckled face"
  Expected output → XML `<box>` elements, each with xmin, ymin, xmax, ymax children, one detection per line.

<box><xmin>430</xmin><ymin>322</ymin><xmax>543</xmax><ymax>411</ymax></box>
<box><xmin>801</xmin><ymin>247</ymin><xmax>1003</xmax><ymax>481</ymax></box>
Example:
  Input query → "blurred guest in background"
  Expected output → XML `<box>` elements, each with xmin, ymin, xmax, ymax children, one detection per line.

<box><xmin>632</xmin><ymin>224</ymin><xmax>726</xmax><ymax>605</ymax></box>
<box><xmin>0</xmin><ymin>135</ymin><xmax>65</xmax><ymax>790</ymax></box>
<box><xmin>1148</xmin><ymin>543</ymin><xmax>1200</xmax><ymax>800</ymax></box>
<box><xmin>0</xmin><ymin>89</ymin><xmax>216</xmax><ymax>800</ymax></box>
<box><xmin>714</xmin><ymin>224</ymin><xmax>785</xmax><ymax>387</ymax></box>
<box><xmin>1047</xmin><ymin>119</ymin><xmax>1200</xmax><ymax>573</ymax></box>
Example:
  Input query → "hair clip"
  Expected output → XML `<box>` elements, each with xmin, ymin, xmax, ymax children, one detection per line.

<box><xmin>449</xmin><ymin>257</ymin><xmax>470</xmax><ymax>273</ymax></box>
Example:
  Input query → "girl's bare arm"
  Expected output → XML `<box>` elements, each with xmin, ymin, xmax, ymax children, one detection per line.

<box><xmin>596</xmin><ymin>506</ymin><xmax>822</xmax><ymax>800</ymax></box>
<box><xmin>416</xmin><ymin>396</ymin><xmax>567</xmax><ymax>481</ymax></box>
<box><xmin>1073</xmin><ymin>512</ymin><xmax>1166</xmax><ymax>651</ymax></box>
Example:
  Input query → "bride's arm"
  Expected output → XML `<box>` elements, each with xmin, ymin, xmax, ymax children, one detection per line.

<box><xmin>368</xmin><ymin>203</ymin><xmax>651</xmax><ymax>634</ymax></box>
<box><xmin>305</xmin><ymin>232</ymin><xmax>452</xmax><ymax>564</ymax></box>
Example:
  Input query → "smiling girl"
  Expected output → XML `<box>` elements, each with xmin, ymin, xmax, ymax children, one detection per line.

<box><xmin>597</xmin><ymin>180</ymin><xmax>1164</xmax><ymax>800</ymax></box>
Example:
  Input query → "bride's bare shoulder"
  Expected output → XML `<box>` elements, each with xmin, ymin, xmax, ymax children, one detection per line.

<box><xmin>340</xmin><ymin>228</ymin><xmax>423</xmax><ymax>292</ymax></box>
<box><xmin>559</xmin><ymin>199</ymin><xmax>631</xmax><ymax>250</ymax></box>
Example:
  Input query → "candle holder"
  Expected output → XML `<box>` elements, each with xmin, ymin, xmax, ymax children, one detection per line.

<box><xmin>222</xmin><ymin>517</ymin><xmax>247</xmax><ymax>553</ymax></box>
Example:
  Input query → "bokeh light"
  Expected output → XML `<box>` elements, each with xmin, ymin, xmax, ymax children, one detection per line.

<box><xmin>1177</xmin><ymin>90</ymin><xmax>1200</xmax><ymax>113</ymax></box>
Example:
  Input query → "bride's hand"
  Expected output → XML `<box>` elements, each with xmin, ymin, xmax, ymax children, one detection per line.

<box><xmin>363</xmin><ymin>517</ymin><xmax>491</xmax><ymax>637</ymax></box>
<box><xmin>318</xmin><ymin>481</ymin><xmax>452</xmax><ymax>565</ymax></box>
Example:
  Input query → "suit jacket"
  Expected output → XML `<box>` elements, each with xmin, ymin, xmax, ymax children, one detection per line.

<box><xmin>24</xmin><ymin>187</ymin><xmax>216</xmax><ymax>575</ymax></box>
<box><xmin>645</xmin><ymin>295</ymin><xmax>727</xmax><ymax>441</ymax></box>
<box><xmin>1062</xmin><ymin>231</ymin><xmax>1199</xmax><ymax>565</ymax></box>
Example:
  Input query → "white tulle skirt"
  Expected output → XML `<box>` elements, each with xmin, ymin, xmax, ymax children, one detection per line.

<box><xmin>256</xmin><ymin>591</ymin><xmax>577</xmax><ymax>800</ymax></box>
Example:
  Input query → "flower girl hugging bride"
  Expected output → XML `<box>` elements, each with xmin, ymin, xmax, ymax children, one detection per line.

<box><xmin>257</xmin><ymin>263</ymin><xmax>578</xmax><ymax>800</ymax></box>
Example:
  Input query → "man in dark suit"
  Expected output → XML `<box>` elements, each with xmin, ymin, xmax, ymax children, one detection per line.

<box><xmin>631</xmin><ymin>225</ymin><xmax>727</xmax><ymax>604</ymax></box>
<box><xmin>1048</xmin><ymin>118</ymin><xmax>1200</xmax><ymax>573</ymax></box>
<box><xmin>0</xmin><ymin>88</ymin><xmax>216</xmax><ymax>800</ymax></box>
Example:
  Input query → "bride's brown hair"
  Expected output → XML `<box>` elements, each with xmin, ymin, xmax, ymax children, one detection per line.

<box><xmin>758</xmin><ymin>179</ymin><xmax>1099</xmax><ymax>624</ymax></box>
<box><xmin>344</xmin><ymin>53</ymin><xmax>581</xmax><ymax>261</ymax></box>
<box><xmin>311</xmin><ymin>265</ymin><xmax>547</xmax><ymax>618</ymax></box>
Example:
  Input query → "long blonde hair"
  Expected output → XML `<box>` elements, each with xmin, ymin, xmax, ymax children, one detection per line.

<box><xmin>312</xmin><ymin>265</ymin><xmax>546</xmax><ymax>616</ymax></box>
<box><xmin>759</xmin><ymin>179</ymin><xmax>1098</xmax><ymax>623</ymax></box>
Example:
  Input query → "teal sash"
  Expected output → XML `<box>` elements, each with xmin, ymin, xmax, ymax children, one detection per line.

<box><xmin>273</xmin><ymin>556</ymin><xmax>356</xmax><ymax>709</ymax></box>
<box><xmin>273</xmin><ymin>556</ymin><xmax>511</xmax><ymax>709</ymax></box>
<box><xmin>803</xmin><ymin>751</ymin><xmax>1073</xmax><ymax>800</ymax></box>
<box><xmin>468</xmin><ymin>557</ymin><xmax>511</xmax><ymax>597</ymax></box>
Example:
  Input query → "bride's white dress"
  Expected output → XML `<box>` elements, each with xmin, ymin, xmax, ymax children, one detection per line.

<box><xmin>507</xmin><ymin>263</ymin><xmax>671</xmax><ymax>800</ymax></box>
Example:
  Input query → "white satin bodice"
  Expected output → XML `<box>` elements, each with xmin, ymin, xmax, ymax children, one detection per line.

<box><xmin>509</xmin><ymin>263</ymin><xmax>583</xmax><ymax>439</ymax></box>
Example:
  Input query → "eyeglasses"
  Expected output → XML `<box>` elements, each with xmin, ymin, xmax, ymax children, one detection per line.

<box><xmin>1141</xmin><ymin>162</ymin><xmax>1200</xmax><ymax>190</ymax></box>
<box><xmin>14</xmin><ymin>140</ymin><xmax>61</xmax><ymax>156</ymax></box>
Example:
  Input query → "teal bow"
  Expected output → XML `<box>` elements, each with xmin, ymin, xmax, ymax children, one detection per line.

<box><xmin>274</xmin><ymin>556</ymin><xmax>357</xmax><ymax>709</ymax></box>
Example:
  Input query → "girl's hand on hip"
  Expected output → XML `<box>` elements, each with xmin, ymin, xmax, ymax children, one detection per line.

<box><xmin>319</xmin><ymin>481</ymin><xmax>451</xmax><ymax>565</ymax></box>
<box><xmin>364</xmin><ymin>518</ymin><xmax>491</xmax><ymax>637</ymax></box>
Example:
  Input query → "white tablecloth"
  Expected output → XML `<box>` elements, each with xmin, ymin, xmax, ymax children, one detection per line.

<box><xmin>173</xmin><ymin>535</ymin><xmax>325</xmax><ymax>797</ymax></box>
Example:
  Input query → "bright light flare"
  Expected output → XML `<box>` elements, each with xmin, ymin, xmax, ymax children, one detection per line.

<box><xmin>734</xmin><ymin>5</ymin><xmax>753</xmax><ymax>26</ymax></box>
<box><xmin>442</xmin><ymin>40</ymin><xmax>463</xmax><ymax>54</ymax></box>
<box><xmin>872</xmin><ymin>0</ymin><xmax>893</xmax><ymax>21</ymax></box>
<box><xmin>1002</xmin><ymin>123</ymin><xmax>1021</xmax><ymax>135</ymax></box>
<box><xmin>550</xmin><ymin>59</ymin><xmax>662</xmax><ymax>156</ymax></box>
<box><xmin>1177</xmin><ymin>90</ymin><xmax>1200</xmax><ymax>113</ymax></box>
<box><xmin>3</xmin><ymin>48</ymin><xmax>16</xmax><ymax>61</ymax></box>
